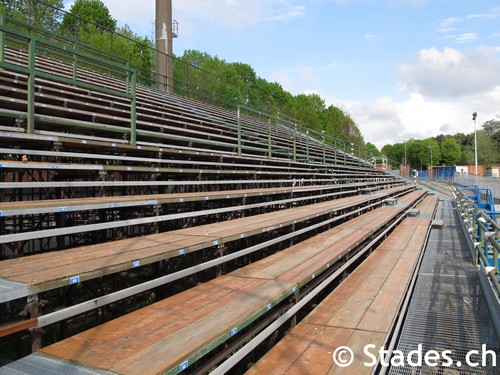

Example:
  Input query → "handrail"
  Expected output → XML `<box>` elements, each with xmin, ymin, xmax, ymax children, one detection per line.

<box><xmin>237</xmin><ymin>104</ymin><xmax>374</xmax><ymax>167</ymax></box>
<box><xmin>2</xmin><ymin>15</ymin><xmax>128</xmax><ymax>65</ymax></box>
<box><xmin>0</xmin><ymin>15</ymin><xmax>138</xmax><ymax>145</ymax></box>
<box><xmin>453</xmin><ymin>184</ymin><xmax>500</xmax><ymax>299</ymax></box>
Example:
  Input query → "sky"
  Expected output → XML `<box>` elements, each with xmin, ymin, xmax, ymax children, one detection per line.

<box><xmin>64</xmin><ymin>0</ymin><xmax>500</xmax><ymax>149</ymax></box>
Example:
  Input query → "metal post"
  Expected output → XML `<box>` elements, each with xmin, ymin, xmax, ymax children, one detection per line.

<box><xmin>267</xmin><ymin>117</ymin><xmax>272</xmax><ymax>159</ymax></box>
<box><xmin>27</xmin><ymin>38</ymin><xmax>36</xmax><ymax>134</ymax></box>
<box><xmin>473</xmin><ymin>112</ymin><xmax>478</xmax><ymax>176</ymax></box>
<box><xmin>322</xmin><ymin>130</ymin><xmax>326</xmax><ymax>164</ymax></box>
<box><xmin>429</xmin><ymin>146</ymin><xmax>433</xmax><ymax>180</ymax></box>
<box><xmin>72</xmin><ymin>42</ymin><xmax>78</xmax><ymax>82</ymax></box>
<box><xmin>293</xmin><ymin>123</ymin><xmax>296</xmax><ymax>162</ymax></box>
<box><xmin>237</xmin><ymin>105</ymin><xmax>242</xmax><ymax>157</ymax></box>
<box><xmin>0</xmin><ymin>15</ymin><xmax>5</xmax><ymax>64</ymax></box>
<box><xmin>404</xmin><ymin>139</ymin><xmax>407</xmax><ymax>177</ymax></box>
<box><xmin>130</xmin><ymin>70</ymin><xmax>137</xmax><ymax>145</ymax></box>
<box><xmin>306</xmin><ymin>129</ymin><xmax>309</xmax><ymax>162</ymax></box>
<box><xmin>334</xmin><ymin>138</ymin><xmax>337</xmax><ymax>164</ymax></box>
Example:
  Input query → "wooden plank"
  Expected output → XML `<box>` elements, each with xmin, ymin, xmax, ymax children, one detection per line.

<box><xmin>0</xmin><ymin>183</ymin><xmax>347</xmax><ymax>212</ymax></box>
<box><xmin>357</xmin><ymin>251</ymin><xmax>420</xmax><ymax>333</ymax></box>
<box><xmin>0</xmin><ymin>233</ymin><xmax>213</xmax><ymax>281</ymax></box>
<box><xmin>0</xmin><ymin>318</ymin><xmax>37</xmax><ymax>338</ymax></box>
<box><xmin>246</xmin><ymin>324</ymin><xmax>354</xmax><ymax>375</ymax></box>
<box><xmin>41</xmin><ymin>276</ymin><xmax>291</xmax><ymax>375</ymax></box>
<box><xmin>330</xmin><ymin>330</ymin><xmax>386</xmax><ymax>375</ymax></box>
<box><xmin>302</xmin><ymin>250</ymin><xmax>402</xmax><ymax>328</ymax></box>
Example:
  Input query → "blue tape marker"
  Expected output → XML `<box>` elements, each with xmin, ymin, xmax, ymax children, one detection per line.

<box><xmin>231</xmin><ymin>328</ymin><xmax>238</xmax><ymax>336</ymax></box>
<box><xmin>70</xmin><ymin>276</ymin><xmax>80</xmax><ymax>285</ymax></box>
<box><xmin>108</xmin><ymin>203</ymin><xmax>116</xmax><ymax>209</ymax></box>
<box><xmin>133</xmin><ymin>261</ymin><xmax>141</xmax><ymax>268</ymax></box>
<box><xmin>179</xmin><ymin>361</ymin><xmax>189</xmax><ymax>371</ymax></box>
<box><xmin>179</xmin><ymin>249</ymin><xmax>185</xmax><ymax>255</ymax></box>
<box><xmin>59</xmin><ymin>207</ymin><xmax>67</xmax><ymax>213</ymax></box>
<box><xmin>267</xmin><ymin>304</ymin><xmax>272</xmax><ymax>311</ymax></box>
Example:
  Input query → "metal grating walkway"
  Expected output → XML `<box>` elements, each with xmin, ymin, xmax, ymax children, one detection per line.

<box><xmin>389</xmin><ymin>199</ymin><xmax>499</xmax><ymax>374</ymax></box>
<box><xmin>0</xmin><ymin>352</ymin><xmax>117</xmax><ymax>375</ymax></box>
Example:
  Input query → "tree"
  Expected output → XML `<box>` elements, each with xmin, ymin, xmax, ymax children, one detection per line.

<box><xmin>477</xmin><ymin>130</ymin><xmax>498</xmax><ymax>168</ymax></box>
<box><xmin>61</xmin><ymin>0</ymin><xmax>116</xmax><ymax>37</ymax></box>
<box><xmin>365</xmin><ymin>142</ymin><xmax>381</xmax><ymax>158</ymax></box>
<box><xmin>482</xmin><ymin>119</ymin><xmax>500</xmax><ymax>136</ymax></box>
<box><xmin>5</xmin><ymin>0</ymin><xmax>64</xmax><ymax>31</ymax></box>
<box><xmin>440</xmin><ymin>137</ymin><xmax>461</xmax><ymax>165</ymax></box>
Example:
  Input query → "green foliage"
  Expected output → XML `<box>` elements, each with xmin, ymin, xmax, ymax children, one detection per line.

<box><xmin>61</xmin><ymin>0</ymin><xmax>116</xmax><ymax>36</ymax></box>
<box><xmin>440</xmin><ymin>137</ymin><xmax>461</xmax><ymax>166</ymax></box>
<box><xmin>482</xmin><ymin>119</ymin><xmax>500</xmax><ymax>136</ymax></box>
<box><xmin>477</xmin><ymin>130</ymin><xmax>499</xmax><ymax>168</ymax></box>
<box><xmin>365</xmin><ymin>142</ymin><xmax>381</xmax><ymax>157</ymax></box>
<box><xmin>5</xmin><ymin>2</ymin><xmax>365</xmax><ymax>147</ymax></box>
<box><xmin>382</xmin><ymin>121</ymin><xmax>500</xmax><ymax>172</ymax></box>
<box><xmin>176</xmin><ymin>50</ymin><xmax>364</xmax><ymax>145</ymax></box>
<box><xmin>5</xmin><ymin>0</ymin><xmax>64</xmax><ymax>31</ymax></box>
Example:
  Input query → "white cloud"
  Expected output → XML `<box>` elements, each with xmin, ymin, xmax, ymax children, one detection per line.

<box><xmin>326</xmin><ymin>92</ymin><xmax>499</xmax><ymax>150</ymax></box>
<box><xmin>442</xmin><ymin>32</ymin><xmax>478</xmax><ymax>43</ymax></box>
<box><xmin>437</xmin><ymin>17</ymin><xmax>463</xmax><ymax>33</ymax></box>
<box><xmin>364</xmin><ymin>33</ymin><xmax>382</xmax><ymax>41</ymax></box>
<box><xmin>173</xmin><ymin>0</ymin><xmax>306</xmax><ymax>32</ymax></box>
<box><xmin>466</xmin><ymin>7</ymin><xmax>500</xmax><ymax>20</ymax></box>
<box><xmin>398</xmin><ymin>46</ymin><xmax>500</xmax><ymax>98</ymax></box>
<box><xmin>270</xmin><ymin>66</ymin><xmax>316</xmax><ymax>95</ymax></box>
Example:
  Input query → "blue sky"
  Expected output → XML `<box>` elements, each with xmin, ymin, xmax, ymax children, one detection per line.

<box><xmin>65</xmin><ymin>1</ymin><xmax>500</xmax><ymax>149</ymax></box>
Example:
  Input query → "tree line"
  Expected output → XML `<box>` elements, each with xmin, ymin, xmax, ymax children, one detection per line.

<box><xmin>381</xmin><ymin>119</ymin><xmax>500</xmax><ymax>170</ymax></box>
<box><xmin>1</xmin><ymin>0</ymin><xmax>365</xmax><ymax>149</ymax></box>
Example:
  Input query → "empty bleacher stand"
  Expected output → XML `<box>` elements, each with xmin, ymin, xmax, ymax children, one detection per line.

<box><xmin>1</xmin><ymin>15</ymin><xmax>465</xmax><ymax>375</ymax></box>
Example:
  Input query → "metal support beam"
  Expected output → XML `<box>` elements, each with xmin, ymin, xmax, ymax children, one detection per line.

<box><xmin>27</xmin><ymin>38</ymin><xmax>35</xmax><ymax>134</ymax></box>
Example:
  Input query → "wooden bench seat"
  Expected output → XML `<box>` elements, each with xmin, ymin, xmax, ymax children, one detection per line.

<box><xmin>33</xmin><ymin>191</ymin><xmax>426</xmax><ymax>375</ymax></box>
<box><xmin>0</xmin><ymin>182</ymin><xmax>378</xmax><ymax>216</ymax></box>
<box><xmin>247</xmin><ymin>195</ymin><xmax>439</xmax><ymax>375</ymax></box>
<box><xmin>0</xmin><ymin>190</ymin><xmax>396</xmax><ymax>302</ymax></box>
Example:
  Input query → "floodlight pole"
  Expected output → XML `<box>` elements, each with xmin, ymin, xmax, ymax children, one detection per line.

<box><xmin>404</xmin><ymin>139</ymin><xmax>407</xmax><ymax>177</ymax></box>
<box><xmin>428</xmin><ymin>145</ymin><xmax>433</xmax><ymax>180</ymax></box>
<box><xmin>473</xmin><ymin>112</ymin><xmax>478</xmax><ymax>176</ymax></box>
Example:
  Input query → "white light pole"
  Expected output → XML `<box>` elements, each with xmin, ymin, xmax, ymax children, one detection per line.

<box><xmin>404</xmin><ymin>139</ymin><xmax>407</xmax><ymax>177</ymax></box>
<box><xmin>428</xmin><ymin>145</ymin><xmax>433</xmax><ymax>180</ymax></box>
<box><xmin>472</xmin><ymin>112</ymin><xmax>478</xmax><ymax>176</ymax></box>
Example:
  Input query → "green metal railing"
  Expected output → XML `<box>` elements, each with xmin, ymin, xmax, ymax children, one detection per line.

<box><xmin>0</xmin><ymin>15</ymin><xmax>376</xmax><ymax>167</ymax></box>
<box><xmin>236</xmin><ymin>104</ymin><xmax>374</xmax><ymax>167</ymax></box>
<box><xmin>453</xmin><ymin>184</ymin><xmax>500</xmax><ymax>298</ymax></box>
<box><xmin>0</xmin><ymin>15</ymin><xmax>138</xmax><ymax>145</ymax></box>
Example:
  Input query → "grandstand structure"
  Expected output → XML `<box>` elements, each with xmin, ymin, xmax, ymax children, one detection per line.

<box><xmin>0</xmin><ymin>15</ymin><xmax>498</xmax><ymax>375</ymax></box>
